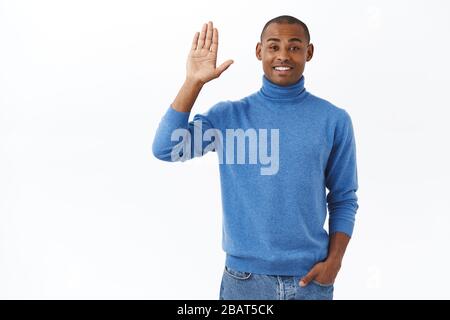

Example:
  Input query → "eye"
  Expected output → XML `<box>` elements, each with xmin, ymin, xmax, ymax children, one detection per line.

<box><xmin>269</xmin><ymin>45</ymin><xmax>278</xmax><ymax>51</ymax></box>
<box><xmin>289</xmin><ymin>47</ymin><xmax>300</xmax><ymax>51</ymax></box>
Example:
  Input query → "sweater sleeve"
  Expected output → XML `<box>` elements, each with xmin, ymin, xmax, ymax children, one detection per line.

<box><xmin>325</xmin><ymin>111</ymin><xmax>359</xmax><ymax>237</ymax></box>
<box><xmin>152</xmin><ymin>104</ymin><xmax>220</xmax><ymax>162</ymax></box>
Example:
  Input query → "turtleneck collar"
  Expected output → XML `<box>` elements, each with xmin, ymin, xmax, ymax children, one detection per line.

<box><xmin>259</xmin><ymin>74</ymin><xmax>308</xmax><ymax>102</ymax></box>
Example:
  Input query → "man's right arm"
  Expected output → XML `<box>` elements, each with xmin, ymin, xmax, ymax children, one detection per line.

<box><xmin>171</xmin><ymin>78</ymin><xmax>204</xmax><ymax>113</ymax></box>
<box><xmin>152</xmin><ymin>21</ymin><xmax>233</xmax><ymax>161</ymax></box>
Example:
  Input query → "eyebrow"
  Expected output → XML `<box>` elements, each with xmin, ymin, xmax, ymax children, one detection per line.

<box><xmin>266</xmin><ymin>37</ymin><xmax>303</xmax><ymax>43</ymax></box>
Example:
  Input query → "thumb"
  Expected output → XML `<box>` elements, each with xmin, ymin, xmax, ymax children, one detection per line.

<box><xmin>215</xmin><ymin>59</ymin><xmax>234</xmax><ymax>77</ymax></box>
<box><xmin>299</xmin><ymin>266</ymin><xmax>319</xmax><ymax>287</ymax></box>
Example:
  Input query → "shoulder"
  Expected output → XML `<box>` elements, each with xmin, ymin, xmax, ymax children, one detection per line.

<box><xmin>208</xmin><ymin>100</ymin><xmax>234</xmax><ymax>114</ymax></box>
<box><xmin>307</xmin><ymin>93</ymin><xmax>353</xmax><ymax>123</ymax></box>
<box><xmin>206</xmin><ymin>95</ymin><xmax>252</xmax><ymax>116</ymax></box>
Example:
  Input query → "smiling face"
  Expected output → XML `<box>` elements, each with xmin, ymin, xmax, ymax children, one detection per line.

<box><xmin>256</xmin><ymin>22</ymin><xmax>314</xmax><ymax>86</ymax></box>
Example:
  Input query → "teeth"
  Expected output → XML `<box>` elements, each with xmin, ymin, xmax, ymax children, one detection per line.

<box><xmin>274</xmin><ymin>67</ymin><xmax>291</xmax><ymax>71</ymax></box>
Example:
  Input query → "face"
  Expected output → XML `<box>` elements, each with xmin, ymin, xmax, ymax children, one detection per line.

<box><xmin>256</xmin><ymin>23</ymin><xmax>314</xmax><ymax>86</ymax></box>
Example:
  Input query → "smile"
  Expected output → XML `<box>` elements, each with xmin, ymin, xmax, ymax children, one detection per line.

<box><xmin>272</xmin><ymin>66</ymin><xmax>293</xmax><ymax>73</ymax></box>
<box><xmin>273</xmin><ymin>66</ymin><xmax>292</xmax><ymax>71</ymax></box>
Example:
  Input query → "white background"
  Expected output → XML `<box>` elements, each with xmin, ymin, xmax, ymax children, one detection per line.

<box><xmin>1</xmin><ymin>0</ymin><xmax>449</xmax><ymax>299</ymax></box>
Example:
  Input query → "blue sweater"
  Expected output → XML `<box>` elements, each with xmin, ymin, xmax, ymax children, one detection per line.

<box><xmin>152</xmin><ymin>75</ymin><xmax>359</xmax><ymax>276</ymax></box>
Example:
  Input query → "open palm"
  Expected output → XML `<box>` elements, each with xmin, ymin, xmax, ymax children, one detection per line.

<box><xmin>187</xmin><ymin>21</ymin><xmax>233</xmax><ymax>85</ymax></box>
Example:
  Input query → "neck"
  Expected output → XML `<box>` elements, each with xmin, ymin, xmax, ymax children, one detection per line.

<box><xmin>259</xmin><ymin>75</ymin><xmax>307</xmax><ymax>102</ymax></box>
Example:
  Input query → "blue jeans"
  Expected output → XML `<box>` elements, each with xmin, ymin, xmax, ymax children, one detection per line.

<box><xmin>219</xmin><ymin>266</ymin><xmax>334</xmax><ymax>300</ymax></box>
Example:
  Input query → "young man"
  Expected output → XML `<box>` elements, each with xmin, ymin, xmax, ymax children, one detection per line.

<box><xmin>152</xmin><ymin>16</ymin><xmax>359</xmax><ymax>300</ymax></box>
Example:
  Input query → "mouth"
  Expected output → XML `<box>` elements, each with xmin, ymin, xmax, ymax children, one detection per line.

<box><xmin>272</xmin><ymin>66</ymin><xmax>294</xmax><ymax>74</ymax></box>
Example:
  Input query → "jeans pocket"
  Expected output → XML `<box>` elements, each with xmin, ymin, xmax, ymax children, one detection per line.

<box><xmin>306</xmin><ymin>280</ymin><xmax>334</xmax><ymax>300</ymax></box>
<box><xmin>224</xmin><ymin>266</ymin><xmax>252</xmax><ymax>280</ymax></box>
<box><xmin>311</xmin><ymin>279</ymin><xmax>334</xmax><ymax>288</ymax></box>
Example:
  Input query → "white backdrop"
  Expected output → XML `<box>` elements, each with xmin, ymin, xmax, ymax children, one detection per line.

<box><xmin>1</xmin><ymin>0</ymin><xmax>449</xmax><ymax>299</ymax></box>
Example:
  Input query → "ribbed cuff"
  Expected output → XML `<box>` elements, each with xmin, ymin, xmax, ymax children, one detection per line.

<box><xmin>329</xmin><ymin>215</ymin><xmax>355</xmax><ymax>237</ymax></box>
<box><xmin>163</xmin><ymin>104</ymin><xmax>191</xmax><ymax>125</ymax></box>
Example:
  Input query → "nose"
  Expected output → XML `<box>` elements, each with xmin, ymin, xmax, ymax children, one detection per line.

<box><xmin>276</xmin><ymin>48</ymin><xmax>290</xmax><ymax>62</ymax></box>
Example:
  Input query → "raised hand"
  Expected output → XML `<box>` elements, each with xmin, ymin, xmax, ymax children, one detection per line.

<box><xmin>186</xmin><ymin>21</ymin><xmax>234</xmax><ymax>85</ymax></box>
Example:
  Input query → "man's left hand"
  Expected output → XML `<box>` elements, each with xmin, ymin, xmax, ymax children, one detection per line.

<box><xmin>299</xmin><ymin>259</ymin><xmax>341</xmax><ymax>287</ymax></box>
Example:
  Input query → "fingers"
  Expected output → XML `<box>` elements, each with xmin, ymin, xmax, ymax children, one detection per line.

<box><xmin>191</xmin><ymin>32</ymin><xmax>199</xmax><ymax>51</ymax></box>
<box><xmin>210</xmin><ymin>28</ymin><xmax>218</xmax><ymax>53</ymax></box>
<box><xmin>195</xmin><ymin>21</ymin><xmax>215</xmax><ymax>51</ymax></box>
<box><xmin>204</xmin><ymin>21</ymin><xmax>213</xmax><ymax>50</ymax></box>
<box><xmin>299</xmin><ymin>266</ymin><xmax>319</xmax><ymax>287</ymax></box>
<box><xmin>197</xmin><ymin>23</ymin><xmax>207</xmax><ymax>49</ymax></box>
<box><xmin>215</xmin><ymin>59</ymin><xmax>234</xmax><ymax>77</ymax></box>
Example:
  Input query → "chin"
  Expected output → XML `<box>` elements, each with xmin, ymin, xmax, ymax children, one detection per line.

<box><xmin>265</xmin><ymin>73</ymin><xmax>293</xmax><ymax>86</ymax></box>
<box><xmin>271</xmin><ymin>77</ymin><xmax>295</xmax><ymax>86</ymax></box>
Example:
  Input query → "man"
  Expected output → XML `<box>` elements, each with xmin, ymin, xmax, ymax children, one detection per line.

<box><xmin>152</xmin><ymin>15</ymin><xmax>359</xmax><ymax>300</ymax></box>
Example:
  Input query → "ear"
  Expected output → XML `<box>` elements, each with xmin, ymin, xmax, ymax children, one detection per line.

<box><xmin>256</xmin><ymin>42</ymin><xmax>262</xmax><ymax>61</ymax></box>
<box><xmin>306</xmin><ymin>43</ymin><xmax>314</xmax><ymax>62</ymax></box>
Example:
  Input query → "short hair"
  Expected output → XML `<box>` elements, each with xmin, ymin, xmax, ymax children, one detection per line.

<box><xmin>260</xmin><ymin>15</ymin><xmax>310</xmax><ymax>43</ymax></box>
